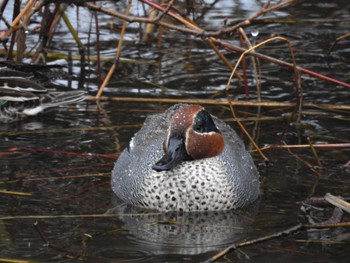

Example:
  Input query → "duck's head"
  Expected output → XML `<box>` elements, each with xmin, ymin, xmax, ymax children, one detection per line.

<box><xmin>152</xmin><ymin>105</ymin><xmax>225</xmax><ymax>172</ymax></box>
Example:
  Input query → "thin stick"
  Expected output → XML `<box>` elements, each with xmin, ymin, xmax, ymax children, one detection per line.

<box><xmin>10</xmin><ymin>0</ymin><xmax>36</xmax><ymax>27</ymax></box>
<box><xmin>0</xmin><ymin>123</ymin><xmax>141</xmax><ymax>136</ymax></box>
<box><xmin>60</xmin><ymin>6</ymin><xmax>84</xmax><ymax>49</ymax></box>
<box><xmin>24</xmin><ymin>173</ymin><xmax>111</xmax><ymax>182</ymax></box>
<box><xmin>205</xmin><ymin>224</ymin><xmax>303</xmax><ymax>262</ymax></box>
<box><xmin>308</xmin><ymin>137</ymin><xmax>322</xmax><ymax>167</ymax></box>
<box><xmin>205</xmin><ymin>220</ymin><xmax>350</xmax><ymax>262</ymax></box>
<box><xmin>84</xmin><ymin>96</ymin><xmax>350</xmax><ymax>110</ymax></box>
<box><xmin>238</xmin><ymin>28</ymin><xmax>261</xmax><ymax>100</ymax></box>
<box><xmin>0</xmin><ymin>212</ymin><xmax>162</xmax><ymax>220</ymax></box>
<box><xmin>225</xmin><ymin>37</ymin><xmax>296</xmax><ymax>161</ymax></box>
<box><xmin>0</xmin><ymin>190</ymin><xmax>32</xmax><ymax>196</ymax></box>
<box><xmin>95</xmin><ymin>0</ymin><xmax>132</xmax><ymax>99</ymax></box>
<box><xmin>285</xmin><ymin>142</ymin><xmax>322</xmax><ymax>177</ymax></box>
<box><xmin>259</xmin><ymin>143</ymin><xmax>350</xmax><ymax>151</ymax></box>
<box><xmin>5</xmin><ymin>147</ymin><xmax>118</xmax><ymax>159</ymax></box>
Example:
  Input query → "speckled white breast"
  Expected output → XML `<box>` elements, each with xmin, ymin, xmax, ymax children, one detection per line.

<box><xmin>136</xmin><ymin>157</ymin><xmax>239</xmax><ymax>212</ymax></box>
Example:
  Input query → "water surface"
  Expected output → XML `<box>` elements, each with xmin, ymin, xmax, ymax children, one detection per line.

<box><xmin>0</xmin><ymin>0</ymin><xmax>349</xmax><ymax>262</ymax></box>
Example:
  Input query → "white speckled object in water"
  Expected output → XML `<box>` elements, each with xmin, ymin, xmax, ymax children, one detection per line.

<box><xmin>112</xmin><ymin>104</ymin><xmax>260</xmax><ymax>212</ymax></box>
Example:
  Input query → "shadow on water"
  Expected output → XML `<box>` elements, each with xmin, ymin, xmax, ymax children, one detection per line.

<box><xmin>0</xmin><ymin>0</ymin><xmax>350</xmax><ymax>262</ymax></box>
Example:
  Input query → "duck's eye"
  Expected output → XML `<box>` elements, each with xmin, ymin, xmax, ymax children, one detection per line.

<box><xmin>193</xmin><ymin>122</ymin><xmax>203</xmax><ymax>132</ymax></box>
<box><xmin>193</xmin><ymin>110</ymin><xmax>220</xmax><ymax>134</ymax></box>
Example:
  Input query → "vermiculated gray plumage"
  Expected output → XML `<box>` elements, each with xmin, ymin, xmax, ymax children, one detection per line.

<box><xmin>0</xmin><ymin>66</ymin><xmax>86</xmax><ymax>122</ymax></box>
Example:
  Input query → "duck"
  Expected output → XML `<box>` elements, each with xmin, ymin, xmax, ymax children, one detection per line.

<box><xmin>0</xmin><ymin>66</ymin><xmax>86</xmax><ymax>122</ymax></box>
<box><xmin>112</xmin><ymin>104</ymin><xmax>260</xmax><ymax>212</ymax></box>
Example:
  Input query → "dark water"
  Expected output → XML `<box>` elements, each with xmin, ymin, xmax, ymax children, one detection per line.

<box><xmin>1</xmin><ymin>0</ymin><xmax>349</xmax><ymax>262</ymax></box>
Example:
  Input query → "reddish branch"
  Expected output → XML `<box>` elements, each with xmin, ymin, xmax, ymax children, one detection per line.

<box><xmin>7</xmin><ymin>147</ymin><xmax>118</xmax><ymax>159</ymax></box>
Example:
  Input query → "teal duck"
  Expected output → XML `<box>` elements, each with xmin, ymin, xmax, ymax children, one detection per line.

<box><xmin>112</xmin><ymin>104</ymin><xmax>260</xmax><ymax>212</ymax></box>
